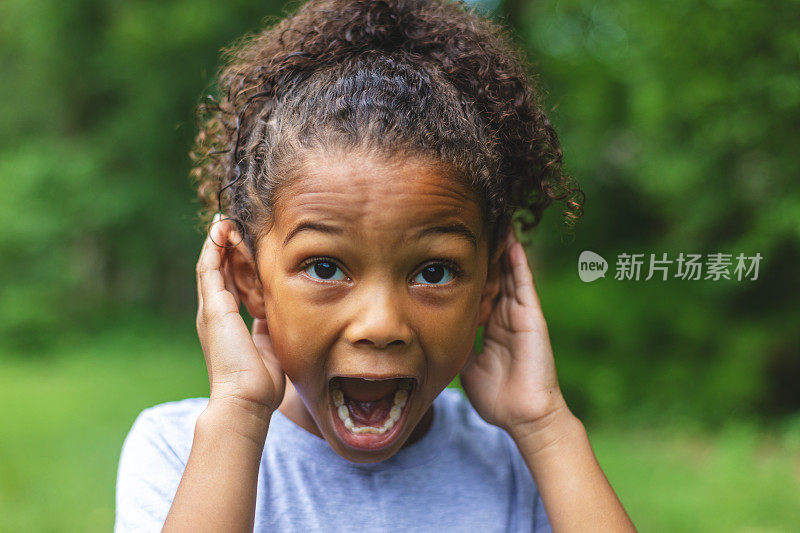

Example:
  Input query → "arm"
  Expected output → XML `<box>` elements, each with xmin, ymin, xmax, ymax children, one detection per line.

<box><xmin>162</xmin><ymin>215</ymin><xmax>285</xmax><ymax>532</ymax></box>
<box><xmin>509</xmin><ymin>404</ymin><xmax>636</xmax><ymax>532</ymax></box>
<box><xmin>162</xmin><ymin>399</ymin><xmax>271</xmax><ymax>533</ymax></box>
<box><xmin>460</xmin><ymin>226</ymin><xmax>635</xmax><ymax>532</ymax></box>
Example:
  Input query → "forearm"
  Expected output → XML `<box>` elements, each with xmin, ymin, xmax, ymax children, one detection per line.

<box><xmin>162</xmin><ymin>399</ymin><xmax>271</xmax><ymax>533</ymax></box>
<box><xmin>510</xmin><ymin>406</ymin><xmax>636</xmax><ymax>533</ymax></box>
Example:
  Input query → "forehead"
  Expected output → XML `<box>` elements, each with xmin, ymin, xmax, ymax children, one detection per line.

<box><xmin>272</xmin><ymin>153</ymin><xmax>484</xmax><ymax>240</ymax></box>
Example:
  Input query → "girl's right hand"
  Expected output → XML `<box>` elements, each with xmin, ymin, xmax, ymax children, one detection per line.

<box><xmin>195</xmin><ymin>214</ymin><xmax>286</xmax><ymax>415</ymax></box>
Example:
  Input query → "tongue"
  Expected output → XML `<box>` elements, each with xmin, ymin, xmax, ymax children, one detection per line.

<box><xmin>337</xmin><ymin>377</ymin><xmax>407</xmax><ymax>426</ymax></box>
<box><xmin>346</xmin><ymin>395</ymin><xmax>394</xmax><ymax>426</ymax></box>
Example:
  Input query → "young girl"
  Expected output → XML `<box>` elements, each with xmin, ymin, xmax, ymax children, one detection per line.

<box><xmin>115</xmin><ymin>0</ymin><xmax>635</xmax><ymax>531</ymax></box>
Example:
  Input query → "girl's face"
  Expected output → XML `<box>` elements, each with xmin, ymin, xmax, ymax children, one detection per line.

<box><xmin>237</xmin><ymin>152</ymin><xmax>502</xmax><ymax>463</ymax></box>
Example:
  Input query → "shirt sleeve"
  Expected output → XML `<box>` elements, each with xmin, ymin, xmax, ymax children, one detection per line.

<box><xmin>114</xmin><ymin>407</ymin><xmax>189</xmax><ymax>532</ymax></box>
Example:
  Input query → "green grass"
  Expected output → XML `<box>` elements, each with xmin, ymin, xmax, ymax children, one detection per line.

<box><xmin>0</xmin><ymin>314</ymin><xmax>210</xmax><ymax>532</ymax></box>
<box><xmin>1</xmin><ymin>316</ymin><xmax>798</xmax><ymax>532</ymax></box>
<box><xmin>589</xmin><ymin>424</ymin><xmax>800</xmax><ymax>532</ymax></box>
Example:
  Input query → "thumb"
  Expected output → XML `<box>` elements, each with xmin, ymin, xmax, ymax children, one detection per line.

<box><xmin>251</xmin><ymin>318</ymin><xmax>282</xmax><ymax>371</ymax></box>
<box><xmin>461</xmin><ymin>344</ymin><xmax>480</xmax><ymax>374</ymax></box>
<box><xmin>252</xmin><ymin>318</ymin><xmax>274</xmax><ymax>356</ymax></box>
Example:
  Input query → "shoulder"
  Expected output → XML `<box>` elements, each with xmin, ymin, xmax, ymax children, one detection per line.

<box><xmin>133</xmin><ymin>397</ymin><xmax>209</xmax><ymax>436</ymax></box>
<box><xmin>118</xmin><ymin>397</ymin><xmax>208</xmax><ymax>474</ymax></box>
<box><xmin>435</xmin><ymin>388</ymin><xmax>536</xmax><ymax>485</ymax></box>
<box><xmin>436</xmin><ymin>389</ymin><xmax>552</xmax><ymax>530</ymax></box>
<box><xmin>115</xmin><ymin>398</ymin><xmax>209</xmax><ymax>532</ymax></box>
<box><xmin>128</xmin><ymin>398</ymin><xmax>208</xmax><ymax>455</ymax></box>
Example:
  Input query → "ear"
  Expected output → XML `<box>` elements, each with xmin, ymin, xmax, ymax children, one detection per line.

<box><xmin>477</xmin><ymin>237</ymin><xmax>507</xmax><ymax>326</ymax></box>
<box><xmin>225</xmin><ymin>231</ymin><xmax>267</xmax><ymax>320</ymax></box>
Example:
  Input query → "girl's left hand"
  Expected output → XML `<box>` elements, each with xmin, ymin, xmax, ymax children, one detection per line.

<box><xmin>460</xmin><ymin>226</ymin><xmax>569</xmax><ymax>439</ymax></box>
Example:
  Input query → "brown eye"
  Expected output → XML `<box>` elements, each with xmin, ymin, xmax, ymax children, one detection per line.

<box><xmin>413</xmin><ymin>262</ymin><xmax>459</xmax><ymax>285</ymax></box>
<box><xmin>302</xmin><ymin>258</ymin><xmax>346</xmax><ymax>281</ymax></box>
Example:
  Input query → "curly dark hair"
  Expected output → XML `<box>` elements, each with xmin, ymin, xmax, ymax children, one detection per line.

<box><xmin>190</xmin><ymin>0</ymin><xmax>584</xmax><ymax>258</ymax></box>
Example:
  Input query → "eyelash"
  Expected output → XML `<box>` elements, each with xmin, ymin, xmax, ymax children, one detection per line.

<box><xmin>298</xmin><ymin>256</ymin><xmax>464</xmax><ymax>285</ymax></box>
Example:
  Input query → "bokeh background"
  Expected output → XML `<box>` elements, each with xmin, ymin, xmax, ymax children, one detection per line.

<box><xmin>1</xmin><ymin>0</ymin><xmax>798</xmax><ymax>530</ymax></box>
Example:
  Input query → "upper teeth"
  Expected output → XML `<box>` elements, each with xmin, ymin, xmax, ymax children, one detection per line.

<box><xmin>332</xmin><ymin>389</ymin><xmax>344</xmax><ymax>405</ymax></box>
<box><xmin>331</xmin><ymin>384</ymin><xmax>411</xmax><ymax>435</ymax></box>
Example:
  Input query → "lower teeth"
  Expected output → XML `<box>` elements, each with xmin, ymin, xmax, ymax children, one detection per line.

<box><xmin>332</xmin><ymin>382</ymin><xmax>409</xmax><ymax>435</ymax></box>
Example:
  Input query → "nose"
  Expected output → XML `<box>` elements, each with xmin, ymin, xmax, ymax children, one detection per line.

<box><xmin>344</xmin><ymin>281</ymin><xmax>413</xmax><ymax>349</ymax></box>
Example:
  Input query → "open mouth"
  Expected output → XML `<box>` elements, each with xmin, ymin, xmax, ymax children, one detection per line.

<box><xmin>328</xmin><ymin>376</ymin><xmax>415</xmax><ymax>451</ymax></box>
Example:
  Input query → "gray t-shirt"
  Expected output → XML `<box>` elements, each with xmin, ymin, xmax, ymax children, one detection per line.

<box><xmin>115</xmin><ymin>388</ymin><xmax>552</xmax><ymax>532</ymax></box>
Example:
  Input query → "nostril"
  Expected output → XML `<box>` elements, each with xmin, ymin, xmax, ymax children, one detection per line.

<box><xmin>355</xmin><ymin>338</ymin><xmax>406</xmax><ymax>349</ymax></box>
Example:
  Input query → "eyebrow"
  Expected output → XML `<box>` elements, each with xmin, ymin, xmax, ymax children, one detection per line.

<box><xmin>283</xmin><ymin>222</ymin><xmax>343</xmax><ymax>248</ymax></box>
<box><xmin>282</xmin><ymin>220</ymin><xmax>478</xmax><ymax>250</ymax></box>
<box><xmin>408</xmin><ymin>222</ymin><xmax>477</xmax><ymax>250</ymax></box>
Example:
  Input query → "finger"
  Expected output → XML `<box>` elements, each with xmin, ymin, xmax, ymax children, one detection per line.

<box><xmin>197</xmin><ymin>219</ymin><xmax>238</xmax><ymax>319</ymax></box>
<box><xmin>222</xmin><ymin>220</ymin><xmax>250</xmax><ymax>309</ymax></box>
<box><xmin>221</xmin><ymin>247</ymin><xmax>242</xmax><ymax>309</ymax></box>
<box><xmin>506</xmin><ymin>226</ymin><xmax>539</xmax><ymax>290</ymax></box>
<box><xmin>252</xmin><ymin>317</ymin><xmax>283</xmax><ymax>378</ymax></box>
<box><xmin>508</xmin><ymin>240</ymin><xmax>542</xmax><ymax>310</ymax></box>
<box><xmin>196</xmin><ymin>214</ymin><xmax>226</xmax><ymax>342</ymax></box>
<box><xmin>501</xmin><ymin>236</ymin><xmax>515</xmax><ymax>299</ymax></box>
<box><xmin>196</xmin><ymin>214</ymin><xmax>220</xmax><ymax>309</ymax></box>
<box><xmin>251</xmin><ymin>318</ymin><xmax>275</xmax><ymax>359</ymax></box>
<box><xmin>501</xmin><ymin>225</ymin><xmax>532</xmax><ymax>306</ymax></box>
<box><xmin>251</xmin><ymin>317</ymin><xmax>267</xmax><ymax>335</ymax></box>
<box><xmin>467</xmin><ymin>344</ymin><xmax>480</xmax><ymax>366</ymax></box>
<box><xmin>196</xmin><ymin>236</ymin><xmax>216</xmax><ymax>314</ymax></box>
<box><xmin>502</xmin><ymin>248</ymin><xmax>514</xmax><ymax>298</ymax></box>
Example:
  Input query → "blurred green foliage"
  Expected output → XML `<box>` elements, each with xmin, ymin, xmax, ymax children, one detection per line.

<box><xmin>0</xmin><ymin>0</ymin><xmax>282</xmax><ymax>347</ymax></box>
<box><xmin>1</xmin><ymin>0</ymin><xmax>798</xmax><ymax>428</ymax></box>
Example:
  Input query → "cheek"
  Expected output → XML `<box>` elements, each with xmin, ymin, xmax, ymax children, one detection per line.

<box><xmin>263</xmin><ymin>285</ymin><xmax>329</xmax><ymax>381</ymax></box>
<box><xmin>420</xmin><ymin>293</ymin><xmax>481</xmax><ymax>373</ymax></box>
